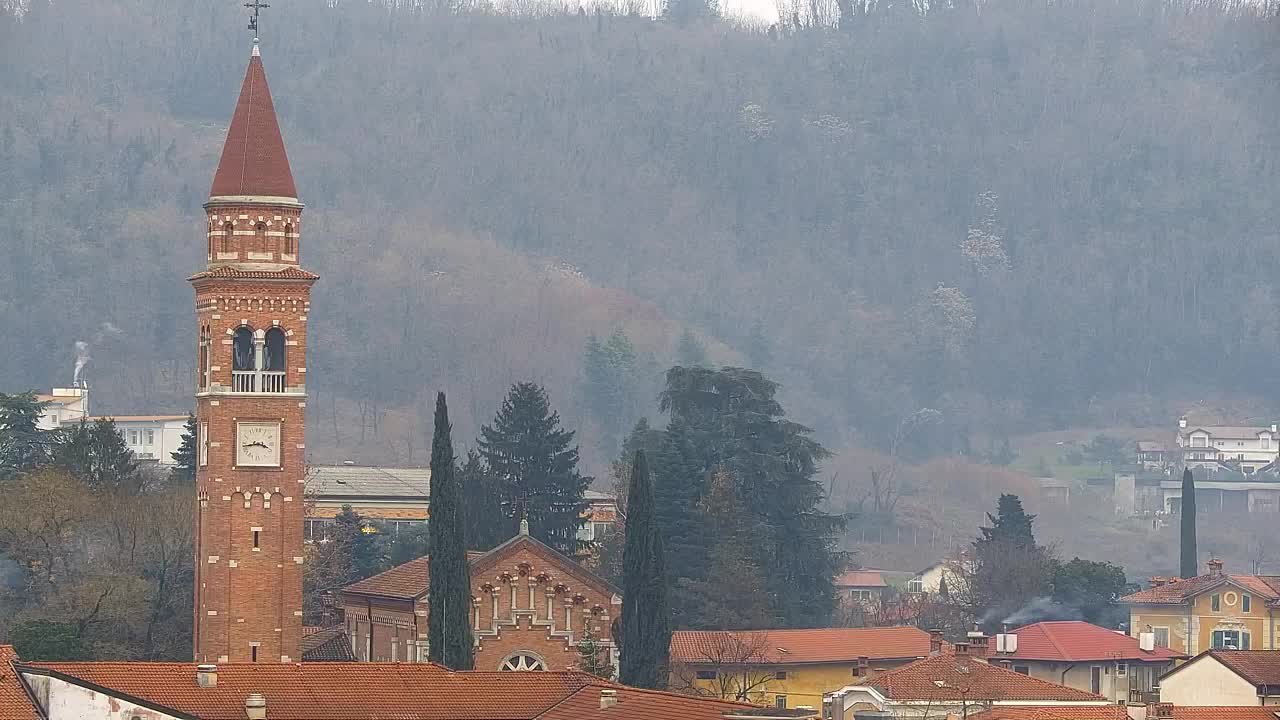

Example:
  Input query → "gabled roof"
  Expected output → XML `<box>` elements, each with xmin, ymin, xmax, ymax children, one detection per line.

<box><xmin>969</xmin><ymin>707</ymin><xmax>1130</xmax><ymax>720</ymax></box>
<box><xmin>670</xmin><ymin>627</ymin><xmax>933</xmax><ymax>666</ymax></box>
<box><xmin>299</xmin><ymin>626</ymin><xmax>355</xmax><ymax>662</ymax></box>
<box><xmin>1006</xmin><ymin>621</ymin><xmax>1185</xmax><ymax>662</ymax></box>
<box><xmin>863</xmin><ymin>654</ymin><xmax>1106</xmax><ymax>702</ymax></box>
<box><xmin>17</xmin><ymin>662</ymin><xmax>748</xmax><ymax>720</ymax></box>
<box><xmin>1181</xmin><ymin>426</ymin><xmax>1274</xmax><ymax>439</ymax></box>
<box><xmin>0</xmin><ymin>647</ymin><xmax>39</xmax><ymax>720</ymax></box>
<box><xmin>1163</xmin><ymin>650</ymin><xmax>1280</xmax><ymax>690</ymax></box>
<box><xmin>209</xmin><ymin>47</ymin><xmax>297</xmax><ymax>200</ymax></box>
<box><xmin>307</xmin><ymin>465</ymin><xmax>431</xmax><ymax>500</ymax></box>
<box><xmin>1121</xmin><ymin>573</ymin><xmax>1280</xmax><ymax>605</ymax></box>
<box><xmin>834</xmin><ymin>570</ymin><xmax>888</xmax><ymax>588</ymax></box>
<box><xmin>342</xmin><ymin>532</ymin><xmax>619</xmax><ymax>601</ymax></box>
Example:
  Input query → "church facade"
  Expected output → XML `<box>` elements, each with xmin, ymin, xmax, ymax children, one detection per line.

<box><xmin>191</xmin><ymin>43</ymin><xmax>315</xmax><ymax>663</ymax></box>
<box><xmin>340</xmin><ymin>528</ymin><xmax>621</xmax><ymax>671</ymax></box>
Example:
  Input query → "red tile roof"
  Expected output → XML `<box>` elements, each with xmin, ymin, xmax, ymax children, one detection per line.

<box><xmin>969</xmin><ymin>707</ymin><xmax>1130</xmax><ymax>720</ymax></box>
<box><xmin>189</xmin><ymin>265</ymin><xmax>319</xmax><ymax>281</ymax></box>
<box><xmin>1172</xmin><ymin>709</ymin><xmax>1280</xmax><ymax>719</ymax></box>
<box><xmin>0</xmin><ymin>647</ymin><xmax>38</xmax><ymax>720</ymax></box>
<box><xmin>864</xmin><ymin>654</ymin><xmax>1106</xmax><ymax>702</ymax></box>
<box><xmin>18</xmin><ymin>661</ymin><xmax>749</xmax><ymax>720</ymax></box>
<box><xmin>834</xmin><ymin>570</ymin><xmax>888</xmax><ymax>588</ymax></box>
<box><xmin>1121</xmin><ymin>573</ymin><xmax>1280</xmax><ymax>605</ymax></box>
<box><xmin>1172</xmin><ymin>650</ymin><xmax>1280</xmax><ymax>688</ymax></box>
<box><xmin>1006</xmin><ymin>621</ymin><xmax>1185</xmax><ymax>662</ymax></box>
<box><xmin>299</xmin><ymin>627</ymin><xmax>355</xmax><ymax>662</ymax></box>
<box><xmin>669</xmin><ymin>626</ymin><xmax>933</xmax><ymax>665</ymax></box>
<box><xmin>209</xmin><ymin>50</ymin><xmax>297</xmax><ymax>199</ymax></box>
<box><xmin>343</xmin><ymin>535</ymin><xmax>617</xmax><ymax>601</ymax></box>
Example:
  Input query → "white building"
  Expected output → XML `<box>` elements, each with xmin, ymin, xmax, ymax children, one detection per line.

<box><xmin>1177</xmin><ymin>418</ymin><xmax>1280</xmax><ymax>474</ymax></box>
<box><xmin>88</xmin><ymin>415</ymin><xmax>189</xmax><ymax>465</ymax></box>
<box><xmin>34</xmin><ymin>387</ymin><xmax>89</xmax><ymax>430</ymax></box>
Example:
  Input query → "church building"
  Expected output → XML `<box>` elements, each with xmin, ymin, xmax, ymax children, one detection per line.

<box><xmin>340</xmin><ymin>523</ymin><xmax>621</xmax><ymax>671</ymax></box>
<box><xmin>191</xmin><ymin>40</ymin><xmax>315</xmax><ymax>664</ymax></box>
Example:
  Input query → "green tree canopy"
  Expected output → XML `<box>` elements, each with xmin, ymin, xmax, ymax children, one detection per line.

<box><xmin>0</xmin><ymin>391</ymin><xmax>50</xmax><ymax>480</ymax></box>
<box><xmin>169</xmin><ymin>414</ymin><xmax>197</xmax><ymax>484</ymax></box>
<box><xmin>477</xmin><ymin>382</ymin><xmax>590</xmax><ymax>557</ymax></box>
<box><xmin>53</xmin><ymin>419</ymin><xmax>142</xmax><ymax>494</ymax></box>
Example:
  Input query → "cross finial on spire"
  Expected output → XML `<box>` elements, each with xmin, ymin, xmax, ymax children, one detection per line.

<box><xmin>519</xmin><ymin>515</ymin><xmax>530</xmax><ymax>536</ymax></box>
<box><xmin>245</xmin><ymin>0</ymin><xmax>270</xmax><ymax>45</ymax></box>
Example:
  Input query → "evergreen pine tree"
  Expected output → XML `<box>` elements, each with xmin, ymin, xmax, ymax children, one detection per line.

<box><xmin>978</xmin><ymin>493</ymin><xmax>1036</xmax><ymax>548</ymax></box>
<box><xmin>619</xmin><ymin>450</ymin><xmax>670</xmax><ymax>689</ymax></box>
<box><xmin>972</xmin><ymin>493</ymin><xmax>1055</xmax><ymax>631</ymax></box>
<box><xmin>478</xmin><ymin>383</ymin><xmax>590</xmax><ymax>556</ymax></box>
<box><xmin>0</xmin><ymin>391</ymin><xmax>50</xmax><ymax>480</ymax></box>
<box><xmin>460</xmin><ymin>449</ymin><xmax>506</xmax><ymax>551</ymax></box>
<box><xmin>652</xmin><ymin>418</ymin><xmax>712</xmax><ymax>626</ymax></box>
<box><xmin>428</xmin><ymin>392</ymin><xmax>474</xmax><ymax>670</ymax></box>
<box><xmin>169</xmin><ymin>414</ymin><xmax>197</xmax><ymax>483</ymax></box>
<box><xmin>1180</xmin><ymin>467</ymin><xmax>1198</xmax><ymax>579</ymax></box>
<box><xmin>53</xmin><ymin>418</ymin><xmax>141</xmax><ymax>494</ymax></box>
<box><xmin>659</xmin><ymin>366</ymin><xmax>844</xmax><ymax>628</ymax></box>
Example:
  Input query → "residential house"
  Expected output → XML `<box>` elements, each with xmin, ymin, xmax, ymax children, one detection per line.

<box><xmin>825</xmin><ymin>645</ymin><xmax>1112</xmax><ymax>720</ymax></box>
<box><xmin>340</xmin><ymin>523</ymin><xmax>621</xmax><ymax>670</ymax></box>
<box><xmin>33</xmin><ymin>386</ymin><xmax>89</xmax><ymax>430</ymax></box>
<box><xmin>1159</xmin><ymin>650</ymin><xmax>1280</xmax><ymax>707</ymax></box>
<box><xmin>1176</xmin><ymin>419</ymin><xmax>1280</xmax><ymax>476</ymax></box>
<box><xmin>304</xmin><ymin>464</ymin><xmax>618</xmax><ymax>544</ymax></box>
<box><xmin>906</xmin><ymin>558</ymin><xmax>970</xmax><ymax>596</ymax></box>
<box><xmin>1121</xmin><ymin>560</ymin><xmax>1280</xmax><ymax>654</ymax></box>
<box><xmin>8</xmin><ymin>650</ymin><xmax>758</xmax><ymax>720</ymax></box>
<box><xmin>989</xmin><ymin>621</ymin><xmax>1184</xmax><ymax>704</ymax></box>
<box><xmin>835</xmin><ymin>569</ymin><xmax>890</xmax><ymax>606</ymax></box>
<box><xmin>1137</xmin><ymin>441</ymin><xmax>1170</xmax><ymax>472</ymax></box>
<box><xmin>669</xmin><ymin>626</ymin><xmax>936</xmax><ymax>711</ymax></box>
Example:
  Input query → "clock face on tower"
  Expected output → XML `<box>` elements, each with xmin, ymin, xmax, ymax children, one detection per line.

<box><xmin>236</xmin><ymin>421</ymin><xmax>282</xmax><ymax>467</ymax></box>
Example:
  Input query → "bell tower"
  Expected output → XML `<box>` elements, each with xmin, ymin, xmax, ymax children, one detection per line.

<box><xmin>191</xmin><ymin>40</ymin><xmax>315</xmax><ymax>663</ymax></box>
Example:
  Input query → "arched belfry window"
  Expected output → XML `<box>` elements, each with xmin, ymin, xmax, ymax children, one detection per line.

<box><xmin>283</xmin><ymin>223</ymin><xmax>295</xmax><ymax>256</ymax></box>
<box><xmin>221</xmin><ymin>222</ymin><xmax>234</xmax><ymax>255</ymax></box>
<box><xmin>233</xmin><ymin>327</ymin><xmax>255</xmax><ymax>371</ymax></box>
<box><xmin>255</xmin><ymin>222</ymin><xmax>268</xmax><ymax>254</ymax></box>
<box><xmin>264</xmin><ymin>328</ymin><xmax>286</xmax><ymax>372</ymax></box>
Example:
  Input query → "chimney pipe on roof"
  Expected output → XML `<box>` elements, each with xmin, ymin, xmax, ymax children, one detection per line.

<box><xmin>600</xmin><ymin>689</ymin><xmax>618</xmax><ymax>709</ymax></box>
<box><xmin>1179</xmin><ymin>417</ymin><xmax>1188</xmax><ymax>429</ymax></box>
<box><xmin>1147</xmin><ymin>702</ymin><xmax>1174</xmax><ymax>720</ymax></box>
<box><xmin>196</xmin><ymin>664</ymin><xmax>217</xmax><ymax>688</ymax></box>
<box><xmin>1207</xmin><ymin>558</ymin><xmax>1224</xmax><ymax>577</ymax></box>
<box><xmin>929</xmin><ymin>629</ymin><xmax>944</xmax><ymax>657</ymax></box>
<box><xmin>245</xmin><ymin>693</ymin><xmax>267</xmax><ymax>720</ymax></box>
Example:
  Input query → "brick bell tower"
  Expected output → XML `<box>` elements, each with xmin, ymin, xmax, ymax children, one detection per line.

<box><xmin>191</xmin><ymin>40</ymin><xmax>315</xmax><ymax>663</ymax></box>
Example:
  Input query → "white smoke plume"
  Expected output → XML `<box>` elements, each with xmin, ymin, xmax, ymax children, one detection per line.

<box><xmin>72</xmin><ymin>322</ymin><xmax>123</xmax><ymax>385</ymax></box>
<box><xmin>1000</xmin><ymin>596</ymin><xmax>1084</xmax><ymax>626</ymax></box>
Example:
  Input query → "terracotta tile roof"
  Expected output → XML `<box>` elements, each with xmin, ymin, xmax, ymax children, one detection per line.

<box><xmin>1121</xmin><ymin>572</ymin><xmax>1280</xmax><ymax>605</ymax></box>
<box><xmin>539</xmin><ymin>684</ymin><xmax>751</xmax><ymax>720</ymax></box>
<box><xmin>669</xmin><ymin>626</ymin><xmax>932</xmax><ymax>665</ymax></box>
<box><xmin>1006</xmin><ymin>621</ymin><xmax>1185</xmax><ymax>662</ymax></box>
<box><xmin>343</xmin><ymin>534</ymin><xmax>618</xmax><ymax>601</ymax></box>
<box><xmin>85</xmin><ymin>415</ymin><xmax>188</xmax><ymax>423</ymax></box>
<box><xmin>209</xmin><ymin>50</ymin><xmax>297</xmax><ymax>199</ymax></box>
<box><xmin>969</xmin><ymin>707</ymin><xmax>1130</xmax><ymax>720</ymax></box>
<box><xmin>299</xmin><ymin>627</ymin><xmax>355</xmax><ymax>662</ymax></box>
<box><xmin>18</xmin><ymin>661</ymin><xmax>751</xmax><ymax>720</ymax></box>
<box><xmin>834</xmin><ymin>570</ymin><xmax>888</xmax><ymax>588</ymax></box>
<box><xmin>864</xmin><ymin>654</ymin><xmax>1106</xmax><ymax>702</ymax></box>
<box><xmin>1172</xmin><ymin>709</ymin><xmax>1280</xmax><ymax>719</ymax></box>
<box><xmin>1195</xmin><ymin>650</ymin><xmax>1280</xmax><ymax>687</ymax></box>
<box><xmin>0</xmin><ymin>647</ymin><xmax>38</xmax><ymax>720</ymax></box>
<box><xmin>189</xmin><ymin>265</ymin><xmax>319</xmax><ymax>281</ymax></box>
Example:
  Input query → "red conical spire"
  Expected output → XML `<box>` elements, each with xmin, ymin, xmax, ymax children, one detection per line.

<box><xmin>209</xmin><ymin>45</ymin><xmax>297</xmax><ymax>200</ymax></box>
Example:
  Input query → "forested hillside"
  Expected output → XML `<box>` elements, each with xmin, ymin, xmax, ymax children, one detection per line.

<box><xmin>3</xmin><ymin>0</ymin><xmax>1279</xmax><ymax>480</ymax></box>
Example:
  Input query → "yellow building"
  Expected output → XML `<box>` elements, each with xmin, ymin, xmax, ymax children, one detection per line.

<box><xmin>668</xmin><ymin>626</ymin><xmax>936</xmax><ymax>711</ymax></box>
<box><xmin>1121</xmin><ymin>559</ymin><xmax>1280</xmax><ymax>654</ymax></box>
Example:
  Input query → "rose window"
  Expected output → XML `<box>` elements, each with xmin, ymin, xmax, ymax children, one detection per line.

<box><xmin>499</xmin><ymin>652</ymin><xmax>548</xmax><ymax>672</ymax></box>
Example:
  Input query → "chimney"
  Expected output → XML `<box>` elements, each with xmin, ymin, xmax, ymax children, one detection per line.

<box><xmin>599</xmin><ymin>689</ymin><xmax>618</xmax><ymax>709</ymax></box>
<box><xmin>196</xmin><ymin>664</ymin><xmax>217</xmax><ymax>688</ymax></box>
<box><xmin>1207</xmin><ymin>559</ymin><xmax>1224</xmax><ymax>577</ymax></box>
<box><xmin>1179</xmin><ymin>417</ymin><xmax>1188</xmax><ymax>429</ymax></box>
<box><xmin>245</xmin><ymin>693</ymin><xmax>267</xmax><ymax>720</ymax></box>
<box><xmin>1149</xmin><ymin>576</ymin><xmax>1168</xmax><ymax>588</ymax></box>
<box><xmin>929</xmin><ymin>629</ymin><xmax>944</xmax><ymax>656</ymax></box>
<box><xmin>1147</xmin><ymin>702</ymin><xmax>1174</xmax><ymax>720</ymax></box>
<box><xmin>1271</xmin><ymin>424</ymin><xmax>1277</xmax><ymax>434</ymax></box>
<box><xmin>954</xmin><ymin>641</ymin><xmax>970</xmax><ymax>657</ymax></box>
<box><xmin>1139</xmin><ymin>632</ymin><xmax>1156</xmax><ymax>653</ymax></box>
<box><xmin>966</xmin><ymin>626</ymin><xmax>990</xmax><ymax>660</ymax></box>
<box><xmin>342</xmin><ymin>459</ymin><xmax>355</xmax><ymax>466</ymax></box>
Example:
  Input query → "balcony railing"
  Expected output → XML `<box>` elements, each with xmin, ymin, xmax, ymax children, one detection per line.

<box><xmin>231</xmin><ymin>370</ymin><xmax>287</xmax><ymax>393</ymax></box>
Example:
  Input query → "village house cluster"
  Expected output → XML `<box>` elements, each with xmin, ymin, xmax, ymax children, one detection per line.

<box><xmin>6</xmin><ymin>24</ymin><xmax>1280</xmax><ymax>720</ymax></box>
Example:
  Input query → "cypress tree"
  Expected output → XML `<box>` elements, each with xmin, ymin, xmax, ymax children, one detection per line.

<box><xmin>1180</xmin><ymin>467</ymin><xmax>1197</xmax><ymax>579</ymax></box>
<box><xmin>428</xmin><ymin>392</ymin><xmax>474</xmax><ymax>670</ymax></box>
<box><xmin>619</xmin><ymin>450</ymin><xmax>670</xmax><ymax>689</ymax></box>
